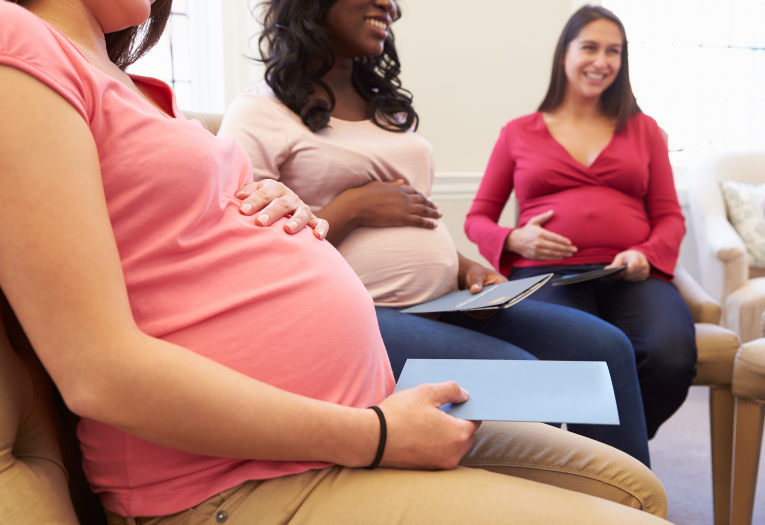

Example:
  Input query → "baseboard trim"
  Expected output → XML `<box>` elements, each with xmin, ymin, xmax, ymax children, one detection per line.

<box><xmin>431</xmin><ymin>172</ymin><xmax>483</xmax><ymax>200</ymax></box>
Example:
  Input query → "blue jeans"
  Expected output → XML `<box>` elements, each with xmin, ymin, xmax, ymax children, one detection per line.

<box><xmin>376</xmin><ymin>298</ymin><xmax>651</xmax><ymax>467</ymax></box>
<box><xmin>510</xmin><ymin>265</ymin><xmax>698</xmax><ymax>440</ymax></box>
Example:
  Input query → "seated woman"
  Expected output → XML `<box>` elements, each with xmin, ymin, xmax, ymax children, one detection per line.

<box><xmin>219</xmin><ymin>0</ymin><xmax>650</xmax><ymax>465</ymax></box>
<box><xmin>0</xmin><ymin>0</ymin><xmax>669</xmax><ymax>523</ymax></box>
<box><xmin>465</xmin><ymin>5</ymin><xmax>697</xmax><ymax>439</ymax></box>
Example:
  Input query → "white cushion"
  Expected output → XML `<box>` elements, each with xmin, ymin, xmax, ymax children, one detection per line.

<box><xmin>721</xmin><ymin>180</ymin><xmax>765</xmax><ymax>268</ymax></box>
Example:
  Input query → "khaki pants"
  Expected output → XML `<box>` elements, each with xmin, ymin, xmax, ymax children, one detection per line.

<box><xmin>105</xmin><ymin>422</ymin><xmax>669</xmax><ymax>525</ymax></box>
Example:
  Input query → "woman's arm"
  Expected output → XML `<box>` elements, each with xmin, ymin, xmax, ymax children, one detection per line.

<box><xmin>465</xmin><ymin>126</ymin><xmax>516</xmax><ymax>274</ymax></box>
<box><xmin>606</xmin><ymin>118</ymin><xmax>685</xmax><ymax>280</ymax></box>
<box><xmin>237</xmin><ymin>178</ymin><xmax>442</xmax><ymax>247</ymax></box>
<box><xmin>0</xmin><ymin>65</ymin><xmax>476</xmax><ymax>470</ymax></box>
<box><xmin>465</xmin><ymin>125</ymin><xmax>575</xmax><ymax>274</ymax></box>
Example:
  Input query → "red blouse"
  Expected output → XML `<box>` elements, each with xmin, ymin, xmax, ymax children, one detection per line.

<box><xmin>465</xmin><ymin>112</ymin><xmax>685</xmax><ymax>280</ymax></box>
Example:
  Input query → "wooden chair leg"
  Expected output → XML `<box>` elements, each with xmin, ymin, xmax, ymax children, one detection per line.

<box><xmin>731</xmin><ymin>397</ymin><xmax>765</xmax><ymax>525</ymax></box>
<box><xmin>711</xmin><ymin>386</ymin><xmax>735</xmax><ymax>525</ymax></box>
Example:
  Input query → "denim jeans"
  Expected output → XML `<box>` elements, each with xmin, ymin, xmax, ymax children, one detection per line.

<box><xmin>375</xmin><ymin>298</ymin><xmax>651</xmax><ymax>467</ymax></box>
<box><xmin>510</xmin><ymin>265</ymin><xmax>697</xmax><ymax>440</ymax></box>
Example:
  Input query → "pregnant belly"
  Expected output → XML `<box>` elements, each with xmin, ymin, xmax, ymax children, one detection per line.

<box><xmin>338</xmin><ymin>220</ymin><xmax>459</xmax><ymax>308</ymax></box>
<box><xmin>520</xmin><ymin>186</ymin><xmax>651</xmax><ymax>253</ymax></box>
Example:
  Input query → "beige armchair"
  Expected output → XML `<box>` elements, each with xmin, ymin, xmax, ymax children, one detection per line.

<box><xmin>674</xmin><ymin>266</ymin><xmax>742</xmax><ymax>525</ymax></box>
<box><xmin>729</xmin><ymin>314</ymin><xmax>765</xmax><ymax>525</ymax></box>
<box><xmin>687</xmin><ymin>151</ymin><xmax>765</xmax><ymax>343</ymax></box>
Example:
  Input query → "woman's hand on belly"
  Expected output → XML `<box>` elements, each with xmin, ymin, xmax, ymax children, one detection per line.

<box><xmin>378</xmin><ymin>381</ymin><xmax>481</xmax><ymax>470</ymax></box>
<box><xmin>352</xmin><ymin>180</ymin><xmax>441</xmax><ymax>229</ymax></box>
<box><xmin>235</xmin><ymin>179</ymin><xmax>328</xmax><ymax>239</ymax></box>
<box><xmin>606</xmin><ymin>249</ymin><xmax>651</xmax><ymax>281</ymax></box>
<box><xmin>506</xmin><ymin>210</ymin><xmax>578</xmax><ymax>261</ymax></box>
<box><xmin>316</xmin><ymin>179</ymin><xmax>442</xmax><ymax>246</ymax></box>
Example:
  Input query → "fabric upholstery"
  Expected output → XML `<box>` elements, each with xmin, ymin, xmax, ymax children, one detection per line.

<box><xmin>693</xmin><ymin>323</ymin><xmax>742</xmax><ymax>386</ymax></box>
<box><xmin>0</xmin><ymin>310</ymin><xmax>79</xmax><ymax>524</ymax></box>
<box><xmin>732</xmin><ymin>338</ymin><xmax>765</xmax><ymax>403</ymax></box>
<box><xmin>719</xmin><ymin>180</ymin><xmax>765</xmax><ymax>268</ymax></box>
<box><xmin>673</xmin><ymin>265</ymin><xmax>721</xmax><ymax>324</ymax></box>
<box><xmin>182</xmin><ymin>111</ymin><xmax>223</xmax><ymax>136</ymax></box>
<box><xmin>724</xmin><ymin>277</ymin><xmax>765</xmax><ymax>343</ymax></box>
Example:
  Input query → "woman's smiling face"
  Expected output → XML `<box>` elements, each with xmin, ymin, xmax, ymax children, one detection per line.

<box><xmin>324</xmin><ymin>0</ymin><xmax>398</xmax><ymax>58</ymax></box>
<box><xmin>563</xmin><ymin>18</ymin><xmax>623</xmax><ymax>101</ymax></box>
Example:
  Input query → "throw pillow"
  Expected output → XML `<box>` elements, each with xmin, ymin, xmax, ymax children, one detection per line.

<box><xmin>720</xmin><ymin>180</ymin><xmax>765</xmax><ymax>268</ymax></box>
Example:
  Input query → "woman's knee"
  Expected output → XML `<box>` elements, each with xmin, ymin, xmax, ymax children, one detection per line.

<box><xmin>636</xmin><ymin>323</ymin><xmax>697</xmax><ymax>382</ymax></box>
<box><xmin>460</xmin><ymin>421</ymin><xmax>667</xmax><ymax>518</ymax></box>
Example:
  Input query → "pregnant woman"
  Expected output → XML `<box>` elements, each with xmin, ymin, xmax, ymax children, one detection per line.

<box><xmin>219</xmin><ymin>0</ymin><xmax>650</xmax><ymax>464</ymax></box>
<box><xmin>465</xmin><ymin>5</ymin><xmax>696</xmax><ymax>439</ymax></box>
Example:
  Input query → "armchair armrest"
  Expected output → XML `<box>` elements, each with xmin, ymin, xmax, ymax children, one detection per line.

<box><xmin>732</xmin><ymin>337</ymin><xmax>765</xmax><ymax>402</ymax></box>
<box><xmin>702</xmin><ymin>215</ymin><xmax>749</xmax><ymax>300</ymax></box>
<box><xmin>181</xmin><ymin>111</ymin><xmax>224</xmax><ymax>135</ymax></box>
<box><xmin>705</xmin><ymin>214</ymin><xmax>748</xmax><ymax>263</ymax></box>
<box><xmin>674</xmin><ymin>266</ymin><xmax>721</xmax><ymax>325</ymax></box>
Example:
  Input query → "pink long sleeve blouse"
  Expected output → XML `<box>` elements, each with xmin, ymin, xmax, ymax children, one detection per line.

<box><xmin>465</xmin><ymin>112</ymin><xmax>685</xmax><ymax>280</ymax></box>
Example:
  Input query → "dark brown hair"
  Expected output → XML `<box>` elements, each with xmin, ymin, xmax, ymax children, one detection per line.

<box><xmin>257</xmin><ymin>0</ymin><xmax>418</xmax><ymax>133</ymax></box>
<box><xmin>538</xmin><ymin>5</ymin><xmax>640</xmax><ymax>132</ymax></box>
<box><xmin>9</xmin><ymin>0</ymin><xmax>173</xmax><ymax>70</ymax></box>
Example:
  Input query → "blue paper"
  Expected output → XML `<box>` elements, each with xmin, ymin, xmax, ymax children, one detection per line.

<box><xmin>393</xmin><ymin>360</ymin><xmax>619</xmax><ymax>425</ymax></box>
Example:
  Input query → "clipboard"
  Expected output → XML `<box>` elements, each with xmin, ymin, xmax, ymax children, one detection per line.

<box><xmin>393</xmin><ymin>359</ymin><xmax>620</xmax><ymax>424</ymax></box>
<box><xmin>551</xmin><ymin>266</ymin><xmax>626</xmax><ymax>286</ymax></box>
<box><xmin>400</xmin><ymin>274</ymin><xmax>552</xmax><ymax>314</ymax></box>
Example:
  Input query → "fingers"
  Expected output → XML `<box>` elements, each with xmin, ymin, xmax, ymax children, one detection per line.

<box><xmin>623</xmin><ymin>252</ymin><xmax>650</xmax><ymax>282</ymax></box>
<box><xmin>234</xmin><ymin>181</ymin><xmax>260</xmax><ymax>200</ymax></box>
<box><xmin>239</xmin><ymin>180</ymin><xmax>299</xmax><ymax>223</ymax></box>
<box><xmin>466</xmin><ymin>266</ymin><xmax>486</xmax><ymax>294</ymax></box>
<box><xmin>606</xmin><ymin>251</ymin><xmax>649</xmax><ymax>281</ymax></box>
<box><xmin>425</xmin><ymin>381</ymin><xmax>470</xmax><ymax>407</ymax></box>
<box><xmin>604</xmin><ymin>252</ymin><xmax>626</xmax><ymax>270</ymax></box>
<box><xmin>283</xmin><ymin>204</ymin><xmax>313</xmax><ymax>233</ymax></box>
<box><xmin>483</xmin><ymin>270</ymin><xmax>508</xmax><ymax>285</ymax></box>
<box><xmin>409</xmin><ymin>191</ymin><xmax>439</xmax><ymax>211</ymax></box>
<box><xmin>533</xmin><ymin>238</ymin><xmax>578</xmax><ymax>260</ymax></box>
<box><xmin>307</xmin><ymin>216</ymin><xmax>329</xmax><ymax>240</ymax></box>
<box><xmin>405</xmin><ymin>214</ymin><xmax>439</xmax><ymax>229</ymax></box>
<box><xmin>527</xmin><ymin>209</ymin><xmax>554</xmax><ymax>226</ymax></box>
<box><xmin>253</xmin><ymin>196</ymin><xmax>297</xmax><ymax>226</ymax></box>
<box><xmin>538</xmin><ymin>229</ymin><xmax>574</xmax><ymax>248</ymax></box>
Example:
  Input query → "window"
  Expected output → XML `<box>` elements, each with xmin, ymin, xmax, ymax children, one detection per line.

<box><xmin>603</xmin><ymin>0</ymin><xmax>765</xmax><ymax>159</ymax></box>
<box><xmin>128</xmin><ymin>0</ymin><xmax>226</xmax><ymax>113</ymax></box>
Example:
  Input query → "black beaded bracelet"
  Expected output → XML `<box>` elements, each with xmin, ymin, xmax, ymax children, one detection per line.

<box><xmin>365</xmin><ymin>406</ymin><xmax>387</xmax><ymax>469</ymax></box>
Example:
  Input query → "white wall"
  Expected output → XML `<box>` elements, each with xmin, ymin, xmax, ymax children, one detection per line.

<box><xmin>393</xmin><ymin>0</ymin><xmax>574</xmax><ymax>173</ymax></box>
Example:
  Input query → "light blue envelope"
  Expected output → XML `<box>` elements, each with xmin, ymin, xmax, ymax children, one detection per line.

<box><xmin>393</xmin><ymin>359</ymin><xmax>619</xmax><ymax>425</ymax></box>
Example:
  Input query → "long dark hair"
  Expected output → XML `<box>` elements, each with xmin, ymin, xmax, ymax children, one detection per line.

<box><xmin>9</xmin><ymin>0</ymin><xmax>173</xmax><ymax>70</ymax></box>
<box><xmin>538</xmin><ymin>5</ymin><xmax>640</xmax><ymax>132</ymax></box>
<box><xmin>257</xmin><ymin>0</ymin><xmax>418</xmax><ymax>132</ymax></box>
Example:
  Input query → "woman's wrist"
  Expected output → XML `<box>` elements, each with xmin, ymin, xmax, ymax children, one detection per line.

<box><xmin>504</xmin><ymin>229</ymin><xmax>518</xmax><ymax>254</ymax></box>
<box><xmin>339</xmin><ymin>186</ymin><xmax>368</xmax><ymax>226</ymax></box>
<box><xmin>329</xmin><ymin>405</ymin><xmax>381</xmax><ymax>468</ymax></box>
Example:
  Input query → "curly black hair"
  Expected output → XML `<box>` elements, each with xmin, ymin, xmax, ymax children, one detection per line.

<box><xmin>257</xmin><ymin>0</ymin><xmax>418</xmax><ymax>132</ymax></box>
